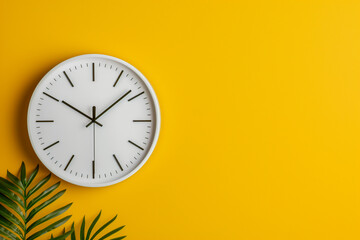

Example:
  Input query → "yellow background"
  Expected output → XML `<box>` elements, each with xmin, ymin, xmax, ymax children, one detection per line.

<box><xmin>1</xmin><ymin>0</ymin><xmax>360</xmax><ymax>239</ymax></box>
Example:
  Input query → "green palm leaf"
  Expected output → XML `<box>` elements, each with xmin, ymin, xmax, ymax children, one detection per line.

<box><xmin>0</xmin><ymin>225</ymin><xmax>20</xmax><ymax>240</ymax></box>
<box><xmin>27</xmin><ymin>216</ymin><xmax>72</xmax><ymax>240</ymax></box>
<box><xmin>50</xmin><ymin>225</ymin><xmax>74</xmax><ymax>240</ymax></box>
<box><xmin>0</xmin><ymin>216</ymin><xmax>23</xmax><ymax>237</ymax></box>
<box><xmin>27</xmin><ymin>204</ymin><xmax>72</xmax><ymax>232</ymax></box>
<box><xmin>98</xmin><ymin>226</ymin><xmax>125</xmax><ymax>240</ymax></box>
<box><xmin>80</xmin><ymin>217</ymin><xmax>85</xmax><ymax>240</ymax></box>
<box><xmin>51</xmin><ymin>213</ymin><xmax>126</xmax><ymax>240</ymax></box>
<box><xmin>0</xmin><ymin>162</ymin><xmax>72</xmax><ymax>240</ymax></box>
<box><xmin>0</xmin><ymin>205</ymin><xmax>24</xmax><ymax>230</ymax></box>
<box><xmin>89</xmin><ymin>215</ymin><xmax>117</xmax><ymax>240</ymax></box>
<box><xmin>7</xmin><ymin>171</ymin><xmax>23</xmax><ymax>190</ymax></box>
<box><xmin>85</xmin><ymin>211</ymin><xmax>101</xmax><ymax>240</ymax></box>
<box><xmin>27</xmin><ymin>174</ymin><xmax>51</xmax><ymax>199</ymax></box>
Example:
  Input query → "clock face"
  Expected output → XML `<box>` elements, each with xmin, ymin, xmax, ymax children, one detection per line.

<box><xmin>27</xmin><ymin>54</ymin><xmax>160</xmax><ymax>187</ymax></box>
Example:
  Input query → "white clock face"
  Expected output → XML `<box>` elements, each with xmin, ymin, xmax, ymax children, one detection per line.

<box><xmin>27</xmin><ymin>54</ymin><xmax>160</xmax><ymax>187</ymax></box>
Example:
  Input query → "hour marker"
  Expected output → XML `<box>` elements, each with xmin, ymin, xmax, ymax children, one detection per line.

<box><xmin>92</xmin><ymin>63</ymin><xmax>95</xmax><ymax>82</ymax></box>
<box><xmin>43</xmin><ymin>141</ymin><xmax>59</xmax><ymax>151</ymax></box>
<box><xmin>43</xmin><ymin>92</ymin><xmax>59</xmax><ymax>102</ymax></box>
<box><xmin>128</xmin><ymin>140</ymin><xmax>144</xmax><ymax>150</ymax></box>
<box><xmin>63</xmin><ymin>71</ymin><xmax>74</xmax><ymax>87</ymax></box>
<box><xmin>128</xmin><ymin>91</ymin><xmax>144</xmax><ymax>102</ymax></box>
<box><xmin>92</xmin><ymin>161</ymin><xmax>95</xmax><ymax>179</ymax></box>
<box><xmin>36</xmin><ymin>120</ymin><xmax>54</xmax><ymax>123</ymax></box>
<box><xmin>133</xmin><ymin>120</ymin><xmax>151</xmax><ymax>122</ymax></box>
<box><xmin>113</xmin><ymin>70</ymin><xmax>123</xmax><ymax>87</ymax></box>
<box><xmin>64</xmin><ymin>155</ymin><xmax>74</xmax><ymax>171</ymax></box>
<box><xmin>113</xmin><ymin>154</ymin><xmax>123</xmax><ymax>171</ymax></box>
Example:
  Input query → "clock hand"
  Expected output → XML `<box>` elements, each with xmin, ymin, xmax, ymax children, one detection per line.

<box><xmin>61</xmin><ymin>100</ymin><xmax>103</xmax><ymax>127</ymax></box>
<box><xmin>85</xmin><ymin>90</ymin><xmax>131</xmax><ymax>127</ymax></box>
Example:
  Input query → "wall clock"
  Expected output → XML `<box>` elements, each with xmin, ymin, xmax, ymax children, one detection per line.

<box><xmin>27</xmin><ymin>54</ymin><xmax>160</xmax><ymax>187</ymax></box>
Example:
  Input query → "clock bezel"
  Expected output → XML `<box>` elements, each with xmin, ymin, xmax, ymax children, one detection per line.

<box><xmin>27</xmin><ymin>54</ymin><xmax>161</xmax><ymax>187</ymax></box>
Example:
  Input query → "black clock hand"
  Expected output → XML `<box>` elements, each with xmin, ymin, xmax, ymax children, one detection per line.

<box><xmin>61</xmin><ymin>100</ymin><xmax>103</xmax><ymax>127</ymax></box>
<box><xmin>86</xmin><ymin>90</ymin><xmax>131</xmax><ymax>127</ymax></box>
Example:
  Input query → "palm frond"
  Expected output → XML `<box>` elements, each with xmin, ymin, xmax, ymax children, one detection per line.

<box><xmin>0</xmin><ymin>162</ymin><xmax>72</xmax><ymax>240</ymax></box>
<box><xmin>52</xmin><ymin>212</ymin><xmax>126</xmax><ymax>240</ymax></box>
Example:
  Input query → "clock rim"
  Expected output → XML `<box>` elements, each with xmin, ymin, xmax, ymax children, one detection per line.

<box><xmin>27</xmin><ymin>54</ymin><xmax>161</xmax><ymax>187</ymax></box>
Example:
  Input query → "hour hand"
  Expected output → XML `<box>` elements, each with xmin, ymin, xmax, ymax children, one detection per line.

<box><xmin>61</xmin><ymin>101</ymin><xmax>103</xmax><ymax>127</ymax></box>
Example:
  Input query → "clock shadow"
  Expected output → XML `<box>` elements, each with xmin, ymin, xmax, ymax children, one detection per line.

<box><xmin>15</xmin><ymin>64</ymin><xmax>57</xmax><ymax>166</ymax></box>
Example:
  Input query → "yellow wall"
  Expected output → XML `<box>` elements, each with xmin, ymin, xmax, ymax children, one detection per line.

<box><xmin>1</xmin><ymin>0</ymin><xmax>360</xmax><ymax>239</ymax></box>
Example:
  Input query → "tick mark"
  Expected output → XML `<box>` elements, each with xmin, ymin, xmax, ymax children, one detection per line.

<box><xmin>113</xmin><ymin>70</ymin><xmax>123</xmax><ymax>87</ymax></box>
<box><xmin>92</xmin><ymin>160</ymin><xmax>95</xmax><ymax>179</ymax></box>
<box><xmin>128</xmin><ymin>91</ymin><xmax>144</xmax><ymax>102</ymax></box>
<box><xmin>128</xmin><ymin>140</ymin><xmax>144</xmax><ymax>150</ymax></box>
<box><xmin>113</xmin><ymin>154</ymin><xmax>123</xmax><ymax>171</ymax></box>
<box><xmin>43</xmin><ymin>141</ymin><xmax>59</xmax><ymax>151</ymax></box>
<box><xmin>43</xmin><ymin>92</ymin><xmax>59</xmax><ymax>102</ymax></box>
<box><xmin>63</xmin><ymin>71</ymin><xmax>74</xmax><ymax>87</ymax></box>
<box><xmin>92</xmin><ymin>62</ymin><xmax>95</xmax><ymax>82</ymax></box>
<box><xmin>133</xmin><ymin>120</ymin><xmax>151</xmax><ymax>122</ymax></box>
<box><xmin>64</xmin><ymin>155</ymin><xmax>74</xmax><ymax>171</ymax></box>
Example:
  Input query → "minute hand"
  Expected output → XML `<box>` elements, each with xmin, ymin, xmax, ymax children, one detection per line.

<box><xmin>62</xmin><ymin>101</ymin><xmax>103</xmax><ymax>127</ymax></box>
<box><xmin>86</xmin><ymin>90</ymin><xmax>132</xmax><ymax>127</ymax></box>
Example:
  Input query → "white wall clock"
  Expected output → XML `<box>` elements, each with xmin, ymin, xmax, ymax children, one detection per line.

<box><xmin>27</xmin><ymin>54</ymin><xmax>160</xmax><ymax>187</ymax></box>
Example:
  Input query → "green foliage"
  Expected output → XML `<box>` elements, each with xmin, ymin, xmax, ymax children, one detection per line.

<box><xmin>0</xmin><ymin>162</ymin><xmax>72</xmax><ymax>240</ymax></box>
<box><xmin>0</xmin><ymin>163</ymin><xmax>126</xmax><ymax>240</ymax></box>
<box><xmin>50</xmin><ymin>211</ymin><xmax>126</xmax><ymax>240</ymax></box>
